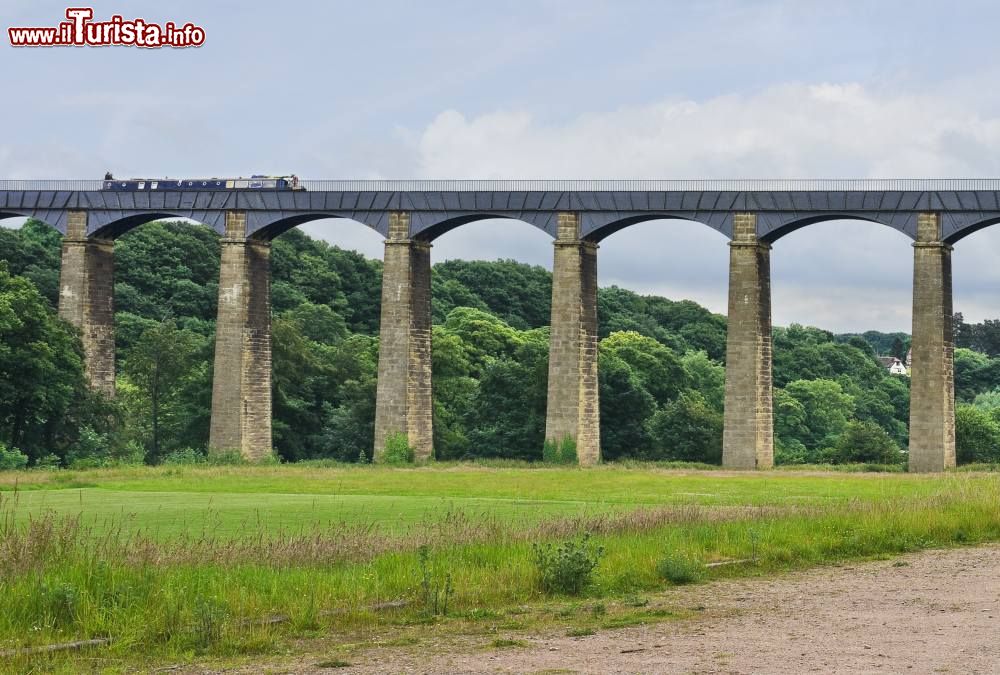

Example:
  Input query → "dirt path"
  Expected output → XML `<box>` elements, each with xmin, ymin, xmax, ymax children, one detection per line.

<box><xmin>314</xmin><ymin>545</ymin><xmax>1000</xmax><ymax>674</ymax></box>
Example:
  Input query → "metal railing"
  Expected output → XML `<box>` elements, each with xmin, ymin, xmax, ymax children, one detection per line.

<box><xmin>0</xmin><ymin>180</ymin><xmax>106</xmax><ymax>191</ymax></box>
<box><xmin>301</xmin><ymin>178</ymin><xmax>1000</xmax><ymax>192</ymax></box>
<box><xmin>4</xmin><ymin>178</ymin><xmax>1000</xmax><ymax>192</ymax></box>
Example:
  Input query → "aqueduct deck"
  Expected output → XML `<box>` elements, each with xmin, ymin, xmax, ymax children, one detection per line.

<box><xmin>1</xmin><ymin>179</ymin><xmax>988</xmax><ymax>470</ymax></box>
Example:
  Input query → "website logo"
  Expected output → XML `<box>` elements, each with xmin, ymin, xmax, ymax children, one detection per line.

<box><xmin>8</xmin><ymin>7</ymin><xmax>205</xmax><ymax>48</ymax></box>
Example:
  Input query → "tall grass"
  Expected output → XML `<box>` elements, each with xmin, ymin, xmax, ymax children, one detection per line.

<box><xmin>1</xmin><ymin>473</ymin><xmax>999</xmax><ymax>671</ymax></box>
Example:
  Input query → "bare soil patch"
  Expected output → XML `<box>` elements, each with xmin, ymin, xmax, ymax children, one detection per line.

<box><xmin>236</xmin><ymin>544</ymin><xmax>1000</xmax><ymax>674</ymax></box>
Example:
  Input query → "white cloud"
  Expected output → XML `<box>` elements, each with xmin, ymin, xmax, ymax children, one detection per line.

<box><xmin>407</xmin><ymin>83</ymin><xmax>1000</xmax><ymax>332</ymax></box>
<box><xmin>413</xmin><ymin>83</ymin><xmax>1000</xmax><ymax>178</ymax></box>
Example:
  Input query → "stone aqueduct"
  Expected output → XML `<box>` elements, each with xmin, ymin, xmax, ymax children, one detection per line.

<box><xmin>3</xmin><ymin>178</ymin><xmax>997</xmax><ymax>472</ymax></box>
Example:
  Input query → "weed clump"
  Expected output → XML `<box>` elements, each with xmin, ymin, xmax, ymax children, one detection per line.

<box><xmin>532</xmin><ymin>533</ymin><xmax>603</xmax><ymax>596</ymax></box>
<box><xmin>416</xmin><ymin>545</ymin><xmax>453</xmax><ymax>616</ymax></box>
<box><xmin>542</xmin><ymin>435</ymin><xmax>578</xmax><ymax>464</ymax></box>
<box><xmin>41</xmin><ymin>581</ymin><xmax>80</xmax><ymax>628</ymax></box>
<box><xmin>162</xmin><ymin>448</ymin><xmax>206</xmax><ymax>465</ymax></box>
<box><xmin>656</xmin><ymin>551</ymin><xmax>704</xmax><ymax>585</ymax></box>
<box><xmin>382</xmin><ymin>433</ymin><xmax>415</xmax><ymax>465</ymax></box>
<box><xmin>193</xmin><ymin>596</ymin><xmax>228</xmax><ymax>648</ymax></box>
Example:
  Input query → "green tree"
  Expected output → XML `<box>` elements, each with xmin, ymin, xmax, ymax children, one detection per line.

<box><xmin>955</xmin><ymin>404</ymin><xmax>1000</xmax><ymax>464</ymax></box>
<box><xmin>270</xmin><ymin>228</ymin><xmax>382</xmax><ymax>334</ymax></box>
<box><xmin>431</xmin><ymin>327</ymin><xmax>477</xmax><ymax>459</ymax></box>
<box><xmin>465</xmin><ymin>339</ymin><xmax>549</xmax><ymax>460</ymax></box>
<box><xmin>120</xmin><ymin>320</ymin><xmax>205</xmax><ymax>461</ymax></box>
<box><xmin>648</xmin><ymin>390</ymin><xmax>723</xmax><ymax>463</ymax></box>
<box><xmin>0</xmin><ymin>219</ymin><xmax>62</xmax><ymax>306</ymax></box>
<box><xmin>680</xmin><ymin>351</ymin><xmax>725</xmax><ymax>412</ymax></box>
<box><xmin>601</xmin><ymin>331</ymin><xmax>687</xmax><ymax>406</ymax></box>
<box><xmin>442</xmin><ymin>307</ymin><xmax>524</xmax><ymax>375</ymax></box>
<box><xmin>0</xmin><ymin>264</ymin><xmax>112</xmax><ymax>463</ymax></box>
<box><xmin>283</xmin><ymin>302</ymin><xmax>349</xmax><ymax>345</ymax></box>
<box><xmin>597</xmin><ymin>286</ymin><xmax>726</xmax><ymax>359</ymax></box>
<box><xmin>954</xmin><ymin>348</ymin><xmax>995</xmax><ymax>402</ymax></box>
<box><xmin>973</xmin><ymin>388</ymin><xmax>1000</xmax><ymax>411</ymax></box>
<box><xmin>432</xmin><ymin>259</ymin><xmax>552</xmax><ymax>330</ymax></box>
<box><xmin>774</xmin><ymin>388</ymin><xmax>809</xmax><ymax>447</ymax></box>
<box><xmin>780</xmin><ymin>379</ymin><xmax>854</xmax><ymax>451</ymax></box>
<box><xmin>598</xmin><ymin>352</ymin><xmax>655</xmax><ymax>460</ymax></box>
<box><xmin>114</xmin><ymin>221</ymin><xmax>220</xmax><ymax>323</ymax></box>
<box><xmin>890</xmin><ymin>336</ymin><xmax>907</xmax><ymax>360</ymax></box>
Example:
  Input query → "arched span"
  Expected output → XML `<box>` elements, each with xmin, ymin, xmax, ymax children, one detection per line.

<box><xmin>249</xmin><ymin>213</ymin><xmax>384</xmax><ymax>241</ymax></box>
<box><xmin>0</xmin><ymin>211</ymin><xmax>61</xmax><ymax>232</ymax></box>
<box><xmin>944</xmin><ymin>216</ymin><xmax>1000</xmax><ymax>245</ymax></box>
<box><xmin>89</xmin><ymin>212</ymin><xmax>213</xmax><ymax>240</ymax></box>
<box><xmin>584</xmin><ymin>213</ymin><xmax>730</xmax><ymax>243</ymax></box>
<box><xmin>759</xmin><ymin>213</ymin><xmax>914</xmax><ymax>244</ymax></box>
<box><xmin>412</xmin><ymin>213</ymin><xmax>555</xmax><ymax>242</ymax></box>
<box><xmin>0</xmin><ymin>210</ymin><xmax>66</xmax><ymax>236</ymax></box>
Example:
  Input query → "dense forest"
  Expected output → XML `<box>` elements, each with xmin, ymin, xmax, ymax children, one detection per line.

<box><xmin>2</xmin><ymin>218</ymin><xmax>1000</xmax><ymax>469</ymax></box>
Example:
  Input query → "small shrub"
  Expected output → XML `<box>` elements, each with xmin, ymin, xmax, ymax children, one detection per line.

<box><xmin>532</xmin><ymin>533</ymin><xmax>604</xmax><ymax>596</ymax></box>
<box><xmin>34</xmin><ymin>453</ymin><xmax>61</xmax><ymax>469</ymax></box>
<box><xmin>65</xmin><ymin>427</ymin><xmax>111</xmax><ymax>469</ymax></box>
<box><xmin>774</xmin><ymin>438</ymin><xmax>810</xmax><ymax>465</ymax></box>
<box><xmin>656</xmin><ymin>551</ymin><xmax>704</xmax><ymax>585</ymax></box>
<box><xmin>109</xmin><ymin>440</ymin><xmax>145</xmax><ymax>466</ymax></box>
<box><xmin>0</xmin><ymin>443</ymin><xmax>29</xmax><ymax>471</ymax></box>
<box><xmin>162</xmin><ymin>448</ymin><xmax>206</xmax><ymax>465</ymax></box>
<box><xmin>832</xmin><ymin>421</ymin><xmax>903</xmax><ymax>465</ymax></box>
<box><xmin>382</xmin><ymin>433</ymin><xmax>415</xmax><ymax>465</ymax></box>
<box><xmin>357</xmin><ymin>447</ymin><xmax>369</xmax><ymax>464</ymax></box>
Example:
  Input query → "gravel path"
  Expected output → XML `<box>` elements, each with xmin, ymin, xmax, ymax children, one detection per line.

<box><xmin>328</xmin><ymin>544</ymin><xmax>1000</xmax><ymax>674</ymax></box>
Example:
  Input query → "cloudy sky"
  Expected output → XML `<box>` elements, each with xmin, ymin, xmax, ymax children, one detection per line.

<box><xmin>4</xmin><ymin>0</ymin><xmax>1000</xmax><ymax>332</ymax></box>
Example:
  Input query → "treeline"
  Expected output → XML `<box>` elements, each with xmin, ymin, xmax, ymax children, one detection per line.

<box><xmin>2</xmin><ymin>218</ymin><xmax>1000</xmax><ymax>468</ymax></box>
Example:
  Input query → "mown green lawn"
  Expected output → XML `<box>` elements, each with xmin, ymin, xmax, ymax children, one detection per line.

<box><xmin>0</xmin><ymin>462</ymin><xmax>964</xmax><ymax>538</ymax></box>
<box><xmin>3</xmin><ymin>487</ymin><xmax>621</xmax><ymax>537</ymax></box>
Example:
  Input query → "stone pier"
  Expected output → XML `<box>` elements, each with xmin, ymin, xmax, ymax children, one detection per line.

<box><xmin>908</xmin><ymin>213</ymin><xmax>956</xmax><ymax>472</ymax></box>
<box><xmin>58</xmin><ymin>210</ymin><xmax>116</xmax><ymax>396</ymax></box>
<box><xmin>544</xmin><ymin>213</ymin><xmax>601</xmax><ymax>465</ymax></box>
<box><xmin>722</xmin><ymin>213</ymin><xmax>774</xmax><ymax>469</ymax></box>
<box><xmin>208</xmin><ymin>211</ymin><xmax>273</xmax><ymax>461</ymax></box>
<box><xmin>373</xmin><ymin>212</ymin><xmax>434</xmax><ymax>461</ymax></box>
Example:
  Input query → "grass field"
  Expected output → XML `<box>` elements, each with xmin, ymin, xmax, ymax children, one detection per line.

<box><xmin>2</xmin><ymin>463</ymin><xmax>999</xmax><ymax>672</ymax></box>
